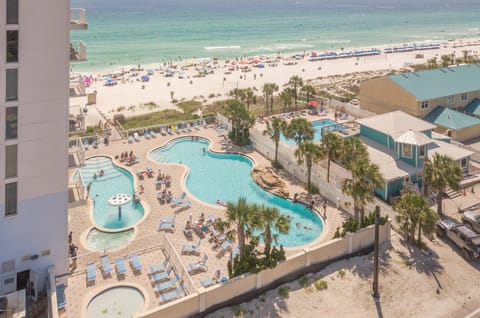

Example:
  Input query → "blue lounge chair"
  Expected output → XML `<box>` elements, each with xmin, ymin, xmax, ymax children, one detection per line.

<box><xmin>86</xmin><ymin>262</ymin><xmax>96</xmax><ymax>285</ymax></box>
<box><xmin>130</xmin><ymin>254</ymin><xmax>142</xmax><ymax>273</ymax></box>
<box><xmin>160</xmin><ymin>126</ymin><xmax>167</xmax><ymax>136</ymax></box>
<box><xmin>155</xmin><ymin>275</ymin><xmax>179</xmax><ymax>294</ymax></box>
<box><xmin>200</xmin><ymin>278</ymin><xmax>215</xmax><ymax>288</ymax></box>
<box><xmin>216</xmin><ymin>240</ymin><xmax>232</xmax><ymax>258</ymax></box>
<box><xmin>171</xmin><ymin>192</ymin><xmax>187</xmax><ymax>206</ymax></box>
<box><xmin>56</xmin><ymin>284</ymin><xmax>66</xmax><ymax>310</ymax></box>
<box><xmin>201</xmin><ymin>119</ymin><xmax>207</xmax><ymax>127</ymax></box>
<box><xmin>160</xmin><ymin>215</ymin><xmax>175</xmax><ymax>224</ymax></box>
<box><xmin>159</xmin><ymin>284</ymin><xmax>185</xmax><ymax>304</ymax></box>
<box><xmin>150</xmin><ymin>267</ymin><xmax>173</xmax><ymax>283</ymax></box>
<box><xmin>231</xmin><ymin>246</ymin><xmax>240</xmax><ymax>261</ymax></box>
<box><xmin>175</xmin><ymin>200</ymin><xmax>191</xmax><ymax>210</ymax></box>
<box><xmin>188</xmin><ymin>255</ymin><xmax>208</xmax><ymax>274</ymax></box>
<box><xmin>150</xmin><ymin>130</ymin><xmax>156</xmax><ymax>138</ymax></box>
<box><xmin>100</xmin><ymin>255</ymin><xmax>113</xmax><ymax>277</ymax></box>
<box><xmin>116</xmin><ymin>257</ymin><xmax>127</xmax><ymax>276</ymax></box>
<box><xmin>181</xmin><ymin>240</ymin><xmax>201</xmax><ymax>255</ymax></box>
<box><xmin>127</xmin><ymin>135</ymin><xmax>134</xmax><ymax>143</ymax></box>
<box><xmin>159</xmin><ymin>221</ymin><xmax>175</xmax><ymax>232</ymax></box>
<box><xmin>134</xmin><ymin>132</ymin><xmax>141</xmax><ymax>142</ymax></box>
<box><xmin>149</xmin><ymin>258</ymin><xmax>169</xmax><ymax>274</ymax></box>
<box><xmin>83</xmin><ymin>138</ymin><xmax>89</xmax><ymax>150</ymax></box>
<box><xmin>144</xmin><ymin>128</ymin><xmax>151</xmax><ymax>139</ymax></box>
<box><xmin>186</xmin><ymin>123</ymin><xmax>193</xmax><ymax>132</ymax></box>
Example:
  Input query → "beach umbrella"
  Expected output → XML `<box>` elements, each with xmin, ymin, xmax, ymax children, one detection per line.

<box><xmin>308</xmin><ymin>100</ymin><xmax>319</xmax><ymax>107</ymax></box>
<box><xmin>84</xmin><ymin>77</ymin><xmax>92</xmax><ymax>84</ymax></box>
<box><xmin>252</xmin><ymin>58</ymin><xmax>261</xmax><ymax>63</ymax></box>
<box><xmin>141</xmin><ymin>75</ymin><xmax>150</xmax><ymax>82</ymax></box>
<box><xmin>255</xmin><ymin>63</ymin><xmax>265</xmax><ymax>68</ymax></box>
<box><xmin>103</xmin><ymin>76</ymin><xmax>113</xmax><ymax>82</ymax></box>
<box><xmin>146</xmin><ymin>68</ymin><xmax>154</xmax><ymax>75</ymax></box>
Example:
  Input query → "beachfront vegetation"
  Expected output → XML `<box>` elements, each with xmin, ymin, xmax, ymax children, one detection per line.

<box><xmin>279</xmin><ymin>88</ymin><xmax>294</xmax><ymax>111</ymax></box>
<box><xmin>333</xmin><ymin>210</ymin><xmax>381</xmax><ymax>239</ymax></box>
<box><xmin>284</xmin><ymin>118</ymin><xmax>314</xmax><ymax>147</ymax></box>
<box><xmin>423</xmin><ymin>153</ymin><xmax>463</xmax><ymax>216</ymax></box>
<box><xmin>224</xmin><ymin>99</ymin><xmax>255</xmax><ymax>145</ymax></box>
<box><xmin>121</xmin><ymin>109</ymin><xmax>197</xmax><ymax>129</ymax></box>
<box><xmin>262</xmin><ymin>83</ymin><xmax>279</xmax><ymax>115</ymax></box>
<box><xmin>394</xmin><ymin>192</ymin><xmax>438</xmax><ymax>246</ymax></box>
<box><xmin>258</xmin><ymin>205</ymin><xmax>290</xmax><ymax>260</ymax></box>
<box><xmin>288</xmin><ymin>75</ymin><xmax>304</xmax><ymax>110</ymax></box>
<box><xmin>294</xmin><ymin>142</ymin><xmax>325</xmax><ymax>194</ymax></box>
<box><xmin>322</xmin><ymin>132</ymin><xmax>343</xmax><ymax>183</ymax></box>
<box><xmin>263</xmin><ymin>117</ymin><xmax>288</xmax><ymax>167</ymax></box>
<box><xmin>302</xmin><ymin>85</ymin><xmax>316</xmax><ymax>104</ymax></box>
<box><xmin>341</xmin><ymin>138</ymin><xmax>383</xmax><ymax>222</ymax></box>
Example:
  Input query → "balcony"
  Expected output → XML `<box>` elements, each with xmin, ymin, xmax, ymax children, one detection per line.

<box><xmin>68</xmin><ymin>105</ymin><xmax>86</xmax><ymax>134</ymax></box>
<box><xmin>70</xmin><ymin>40</ymin><xmax>87</xmax><ymax>62</ymax></box>
<box><xmin>70</xmin><ymin>8</ymin><xmax>88</xmax><ymax>30</ymax></box>
<box><xmin>70</xmin><ymin>73</ymin><xmax>86</xmax><ymax>97</ymax></box>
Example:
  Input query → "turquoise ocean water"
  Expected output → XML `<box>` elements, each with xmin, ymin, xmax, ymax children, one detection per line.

<box><xmin>71</xmin><ymin>0</ymin><xmax>480</xmax><ymax>71</ymax></box>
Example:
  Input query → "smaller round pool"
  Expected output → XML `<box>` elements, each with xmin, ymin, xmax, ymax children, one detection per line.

<box><xmin>85</xmin><ymin>228</ymin><xmax>135</xmax><ymax>251</ymax></box>
<box><xmin>86</xmin><ymin>286</ymin><xmax>144</xmax><ymax>318</ymax></box>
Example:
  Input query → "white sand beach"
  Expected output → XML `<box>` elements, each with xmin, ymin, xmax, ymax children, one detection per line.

<box><xmin>71</xmin><ymin>37</ymin><xmax>480</xmax><ymax>125</ymax></box>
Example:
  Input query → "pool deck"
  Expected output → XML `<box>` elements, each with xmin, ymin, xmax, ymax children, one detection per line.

<box><xmin>64</xmin><ymin>115</ymin><xmax>352</xmax><ymax>318</ymax></box>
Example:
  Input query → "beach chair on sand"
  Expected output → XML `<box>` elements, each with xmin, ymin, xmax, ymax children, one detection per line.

<box><xmin>175</xmin><ymin>200</ymin><xmax>191</xmax><ymax>211</ymax></box>
<box><xmin>188</xmin><ymin>255</ymin><xmax>208</xmax><ymax>274</ymax></box>
<box><xmin>128</xmin><ymin>135</ymin><xmax>134</xmax><ymax>143</ymax></box>
<box><xmin>150</xmin><ymin>130</ymin><xmax>156</xmax><ymax>138</ymax></box>
<box><xmin>200</xmin><ymin>277</ymin><xmax>215</xmax><ymax>288</ymax></box>
<box><xmin>130</xmin><ymin>254</ymin><xmax>143</xmax><ymax>273</ymax></box>
<box><xmin>171</xmin><ymin>192</ymin><xmax>187</xmax><ymax>205</ymax></box>
<box><xmin>150</xmin><ymin>267</ymin><xmax>173</xmax><ymax>283</ymax></box>
<box><xmin>159</xmin><ymin>219</ymin><xmax>175</xmax><ymax>232</ymax></box>
<box><xmin>160</xmin><ymin>215</ymin><xmax>175</xmax><ymax>224</ymax></box>
<box><xmin>216</xmin><ymin>240</ymin><xmax>232</xmax><ymax>258</ymax></box>
<box><xmin>144</xmin><ymin>128</ymin><xmax>151</xmax><ymax>139</ymax></box>
<box><xmin>155</xmin><ymin>275</ymin><xmax>179</xmax><ymax>294</ymax></box>
<box><xmin>100</xmin><ymin>255</ymin><xmax>113</xmax><ymax>278</ymax></box>
<box><xmin>115</xmin><ymin>257</ymin><xmax>127</xmax><ymax>278</ymax></box>
<box><xmin>159</xmin><ymin>284</ymin><xmax>185</xmax><ymax>304</ymax></box>
<box><xmin>56</xmin><ymin>284</ymin><xmax>66</xmax><ymax>310</ymax></box>
<box><xmin>182</xmin><ymin>239</ymin><xmax>201</xmax><ymax>255</ymax></box>
<box><xmin>86</xmin><ymin>262</ymin><xmax>96</xmax><ymax>285</ymax></box>
<box><xmin>183</xmin><ymin>228</ymin><xmax>193</xmax><ymax>241</ymax></box>
<box><xmin>134</xmin><ymin>132</ymin><xmax>141</xmax><ymax>142</ymax></box>
<box><xmin>149</xmin><ymin>258</ymin><xmax>169</xmax><ymax>274</ymax></box>
<box><xmin>193</xmin><ymin>121</ymin><xmax>200</xmax><ymax>130</ymax></box>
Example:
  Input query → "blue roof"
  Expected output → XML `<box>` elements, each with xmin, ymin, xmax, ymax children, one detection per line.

<box><xmin>464</xmin><ymin>98</ymin><xmax>480</xmax><ymax>116</ymax></box>
<box><xmin>423</xmin><ymin>106</ymin><xmax>480</xmax><ymax>130</ymax></box>
<box><xmin>388</xmin><ymin>64</ymin><xmax>480</xmax><ymax>101</ymax></box>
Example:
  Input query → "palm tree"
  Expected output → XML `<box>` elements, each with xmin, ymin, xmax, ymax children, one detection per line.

<box><xmin>262</xmin><ymin>83</ymin><xmax>273</xmax><ymax>115</ymax></box>
<box><xmin>284</xmin><ymin>118</ymin><xmax>314</xmax><ymax>147</ymax></box>
<box><xmin>295</xmin><ymin>142</ymin><xmax>325</xmax><ymax>193</ymax></box>
<box><xmin>279</xmin><ymin>88</ymin><xmax>294</xmax><ymax>111</ymax></box>
<box><xmin>302</xmin><ymin>85</ymin><xmax>316</xmax><ymax>104</ymax></box>
<box><xmin>269</xmin><ymin>83</ymin><xmax>279</xmax><ymax>114</ymax></box>
<box><xmin>322</xmin><ymin>132</ymin><xmax>343</xmax><ymax>182</ymax></box>
<box><xmin>340</xmin><ymin>137</ymin><xmax>368</xmax><ymax>168</ymax></box>
<box><xmin>229</xmin><ymin>88</ymin><xmax>243</xmax><ymax>100</ymax></box>
<box><xmin>257</xmin><ymin>205</ymin><xmax>290</xmax><ymax>256</ymax></box>
<box><xmin>423</xmin><ymin>153</ymin><xmax>463</xmax><ymax>216</ymax></box>
<box><xmin>288</xmin><ymin>75</ymin><xmax>303</xmax><ymax>110</ymax></box>
<box><xmin>224</xmin><ymin>99</ymin><xmax>255</xmax><ymax>144</ymax></box>
<box><xmin>394</xmin><ymin>192</ymin><xmax>438</xmax><ymax>245</ymax></box>
<box><xmin>243</xmin><ymin>88</ymin><xmax>257</xmax><ymax>110</ymax></box>
<box><xmin>263</xmin><ymin>117</ymin><xmax>288</xmax><ymax>165</ymax></box>
<box><xmin>218</xmin><ymin>197</ymin><xmax>259</xmax><ymax>257</ymax></box>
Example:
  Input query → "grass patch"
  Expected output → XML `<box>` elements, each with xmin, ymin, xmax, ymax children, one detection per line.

<box><xmin>232</xmin><ymin>305</ymin><xmax>247</xmax><ymax>317</ymax></box>
<box><xmin>278</xmin><ymin>286</ymin><xmax>290</xmax><ymax>298</ymax></box>
<box><xmin>298</xmin><ymin>276</ymin><xmax>310</xmax><ymax>288</ymax></box>
<box><xmin>116</xmin><ymin>106</ymin><xmax>125</xmax><ymax>112</ymax></box>
<box><xmin>337</xmin><ymin>269</ymin><xmax>346</xmax><ymax>279</ymax></box>
<box><xmin>122</xmin><ymin>109</ymin><xmax>197</xmax><ymax>130</ymax></box>
<box><xmin>177</xmin><ymin>100</ymin><xmax>203</xmax><ymax>114</ymax></box>
<box><xmin>314</xmin><ymin>279</ymin><xmax>328</xmax><ymax>291</ymax></box>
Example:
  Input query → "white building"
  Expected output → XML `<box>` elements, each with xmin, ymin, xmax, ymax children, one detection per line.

<box><xmin>0</xmin><ymin>0</ymin><xmax>86</xmax><ymax>299</ymax></box>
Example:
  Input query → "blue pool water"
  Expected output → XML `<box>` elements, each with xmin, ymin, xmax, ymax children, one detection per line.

<box><xmin>86</xmin><ymin>286</ymin><xmax>145</xmax><ymax>318</ymax></box>
<box><xmin>280</xmin><ymin>119</ymin><xmax>337</xmax><ymax>146</ymax></box>
<box><xmin>150</xmin><ymin>138</ymin><xmax>323</xmax><ymax>247</ymax></box>
<box><xmin>86</xmin><ymin>228</ymin><xmax>135</xmax><ymax>251</ymax></box>
<box><xmin>79</xmin><ymin>157</ymin><xmax>144</xmax><ymax>230</ymax></box>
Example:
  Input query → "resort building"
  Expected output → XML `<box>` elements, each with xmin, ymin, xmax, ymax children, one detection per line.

<box><xmin>0</xmin><ymin>0</ymin><xmax>87</xmax><ymax>307</ymax></box>
<box><xmin>356</xmin><ymin>111</ymin><xmax>473</xmax><ymax>201</ymax></box>
<box><xmin>359</xmin><ymin>64</ymin><xmax>480</xmax><ymax>141</ymax></box>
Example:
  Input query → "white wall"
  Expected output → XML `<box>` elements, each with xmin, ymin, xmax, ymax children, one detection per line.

<box><xmin>0</xmin><ymin>0</ymin><xmax>70</xmax><ymax>294</ymax></box>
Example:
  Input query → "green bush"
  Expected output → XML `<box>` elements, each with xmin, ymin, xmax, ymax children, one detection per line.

<box><xmin>314</xmin><ymin>280</ymin><xmax>328</xmax><ymax>290</ymax></box>
<box><xmin>298</xmin><ymin>276</ymin><xmax>310</xmax><ymax>288</ymax></box>
<box><xmin>337</xmin><ymin>269</ymin><xmax>346</xmax><ymax>279</ymax></box>
<box><xmin>332</xmin><ymin>210</ymin><xmax>387</xmax><ymax>239</ymax></box>
<box><xmin>278</xmin><ymin>286</ymin><xmax>290</xmax><ymax>298</ymax></box>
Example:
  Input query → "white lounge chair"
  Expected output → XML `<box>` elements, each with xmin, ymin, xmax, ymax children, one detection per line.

<box><xmin>188</xmin><ymin>255</ymin><xmax>208</xmax><ymax>274</ymax></box>
<box><xmin>134</xmin><ymin>132</ymin><xmax>141</xmax><ymax>142</ymax></box>
<box><xmin>127</xmin><ymin>135</ymin><xmax>134</xmax><ymax>143</ymax></box>
<box><xmin>150</xmin><ymin>130</ymin><xmax>156</xmax><ymax>138</ymax></box>
<box><xmin>181</xmin><ymin>239</ymin><xmax>201</xmax><ymax>255</ymax></box>
<box><xmin>144</xmin><ymin>128</ymin><xmax>151</xmax><ymax>139</ymax></box>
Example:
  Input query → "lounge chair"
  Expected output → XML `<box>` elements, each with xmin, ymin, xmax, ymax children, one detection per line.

<box><xmin>167</xmin><ymin>127</ymin><xmax>173</xmax><ymax>135</ymax></box>
<box><xmin>86</xmin><ymin>262</ymin><xmax>96</xmax><ymax>285</ymax></box>
<box><xmin>181</xmin><ymin>239</ymin><xmax>201</xmax><ymax>255</ymax></box>
<box><xmin>175</xmin><ymin>200</ymin><xmax>191</xmax><ymax>211</ymax></box>
<box><xmin>150</xmin><ymin>130</ymin><xmax>156</xmax><ymax>138</ymax></box>
<box><xmin>150</xmin><ymin>267</ymin><xmax>173</xmax><ymax>283</ymax></box>
<box><xmin>193</xmin><ymin>121</ymin><xmax>200</xmax><ymax>130</ymax></box>
<box><xmin>160</xmin><ymin>215</ymin><xmax>175</xmax><ymax>224</ymax></box>
<box><xmin>159</xmin><ymin>221</ymin><xmax>175</xmax><ymax>232</ymax></box>
<box><xmin>216</xmin><ymin>240</ymin><xmax>232</xmax><ymax>258</ymax></box>
<box><xmin>171</xmin><ymin>192</ymin><xmax>187</xmax><ymax>206</ymax></box>
<box><xmin>188</xmin><ymin>255</ymin><xmax>208</xmax><ymax>274</ymax></box>
<box><xmin>83</xmin><ymin>138</ymin><xmax>89</xmax><ymax>150</ymax></box>
<box><xmin>149</xmin><ymin>258</ymin><xmax>169</xmax><ymax>274</ymax></box>
<box><xmin>186</xmin><ymin>123</ymin><xmax>193</xmax><ymax>132</ymax></box>
<box><xmin>100</xmin><ymin>255</ymin><xmax>113</xmax><ymax>278</ymax></box>
<box><xmin>115</xmin><ymin>257</ymin><xmax>127</xmax><ymax>278</ymax></box>
<box><xmin>231</xmin><ymin>246</ymin><xmax>240</xmax><ymax>261</ymax></box>
<box><xmin>200</xmin><ymin>278</ymin><xmax>215</xmax><ymax>288</ymax></box>
<box><xmin>56</xmin><ymin>284</ymin><xmax>66</xmax><ymax>310</ymax></box>
<box><xmin>130</xmin><ymin>254</ymin><xmax>142</xmax><ymax>273</ymax></box>
<box><xmin>201</xmin><ymin>119</ymin><xmax>208</xmax><ymax>128</ymax></box>
<box><xmin>134</xmin><ymin>132</ymin><xmax>141</xmax><ymax>142</ymax></box>
<box><xmin>144</xmin><ymin>128</ymin><xmax>151</xmax><ymax>139</ymax></box>
<box><xmin>207</xmin><ymin>214</ymin><xmax>216</xmax><ymax>224</ymax></box>
<box><xmin>183</xmin><ymin>228</ymin><xmax>193</xmax><ymax>241</ymax></box>
<box><xmin>92</xmin><ymin>140</ymin><xmax>99</xmax><ymax>149</ymax></box>
<box><xmin>155</xmin><ymin>276</ymin><xmax>179</xmax><ymax>294</ymax></box>
<box><xmin>159</xmin><ymin>284</ymin><xmax>185</xmax><ymax>304</ymax></box>
<box><xmin>127</xmin><ymin>135</ymin><xmax>134</xmax><ymax>143</ymax></box>
<box><xmin>161</xmin><ymin>126</ymin><xmax>167</xmax><ymax>136</ymax></box>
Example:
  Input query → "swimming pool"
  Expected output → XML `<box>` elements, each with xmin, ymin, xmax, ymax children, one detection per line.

<box><xmin>150</xmin><ymin>138</ymin><xmax>323</xmax><ymax>247</ymax></box>
<box><xmin>78</xmin><ymin>157</ymin><xmax>144</xmax><ymax>230</ymax></box>
<box><xmin>280</xmin><ymin>119</ymin><xmax>338</xmax><ymax>146</ymax></box>
<box><xmin>85</xmin><ymin>228</ymin><xmax>135</xmax><ymax>251</ymax></box>
<box><xmin>86</xmin><ymin>286</ymin><xmax>144</xmax><ymax>318</ymax></box>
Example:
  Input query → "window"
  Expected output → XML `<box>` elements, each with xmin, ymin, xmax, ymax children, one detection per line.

<box><xmin>402</xmin><ymin>144</ymin><xmax>412</xmax><ymax>158</ymax></box>
<box><xmin>419</xmin><ymin>145</ymin><xmax>425</xmax><ymax>158</ymax></box>
<box><xmin>6</xmin><ymin>69</ymin><xmax>18</xmax><ymax>101</ymax></box>
<box><xmin>6</xmin><ymin>30</ymin><xmax>18</xmax><ymax>63</ymax></box>
<box><xmin>5</xmin><ymin>145</ymin><xmax>17</xmax><ymax>178</ymax></box>
<box><xmin>461</xmin><ymin>158</ymin><xmax>467</xmax><ymax>169</ymax></box>
<box><xmin>461</xmin><ymin>93</ymin><xmax>468</xmax><ymax>101</ymax></box>
<box><xmin>7</xmin><ymin>0</ymin><xmax>19</xmax><ymax>24</ymax></box>
<box><xmin>421</xmin><ymin>101</ymin><xmax>429</xmax><ymax>109</ymax></box>
<box><xmin>5</xmin><ymin>182</ymin><xmax>17</xmax><ymax>216</ymax></box>
<box><xmin>5</xmin><ymin>107</ymin><xmax>17</xmax><ymax>140</ymax></box>
<box><xmin>447</xmin><ymin>95</ymin><xmax>455</xmax><ymax>105</ymax></box>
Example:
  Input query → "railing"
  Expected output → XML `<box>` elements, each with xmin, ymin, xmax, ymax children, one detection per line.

<box><xmin>70</xmin><ymin>8</ymin><xmax>87</xmax><ymax>29</ymax></box>
<box><xmin>69</xmin><ymin>73</ymin><xmax>86</xmax><ymax>97</ymax></box>
<box><xmin>70</xmin><ymin>40</ymin><xmax>87</xmax><ymax>62</ymax></box>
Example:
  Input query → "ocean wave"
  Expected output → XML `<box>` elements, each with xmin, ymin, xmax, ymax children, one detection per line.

<box><xmin>204</xmin><ymin>46</ymin><xmax>241</xmax><ymax>50</ymax></box>
<box><xmin>244</xmin><ymin>43</ymin><xmax>314</xmax><ymax>53</ymax></box>
<box><xmin>324</xmin><ymin>39</ymin><xmax>351</xmax><ymax>44</ymax></box>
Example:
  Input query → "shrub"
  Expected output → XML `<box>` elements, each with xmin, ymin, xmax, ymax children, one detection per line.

<box><xmin>278</xmin><ymin>286</ymin><xmax>290</xmax><ymax>298</ymax></box>
<box><xmin>337</xmin><ymin>269</ymin><xmax>346</xmax><ymax>279</ymax></box>
<box><xmin>232</xmin><ymin>305</ymin><xmax>246</xmax><ymax>317</ymax></box>
<box><xmin>314</xmin><ymin>280</ymin><xmax>328</xmax><ymax>290</ymax></box>
<box><xmin>298</xmin><ymin>276</ymin><xmax>310</xmax><ymax>288</ymax></box>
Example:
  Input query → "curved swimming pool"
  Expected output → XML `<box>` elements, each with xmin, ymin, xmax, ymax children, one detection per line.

<box><xmin>151</xmin><ymin>138</ymin><xmax>323</xmax><ymax>247</ymax></box>
<box><xmin>78</xmin><ymin>156</ymin><xmax>144</xmax><ymax>230</ymax></box>
<box><xmin>86</xmin><ymin>286</ymin><xmax>145</xmax><ymax>318</ymax></box>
